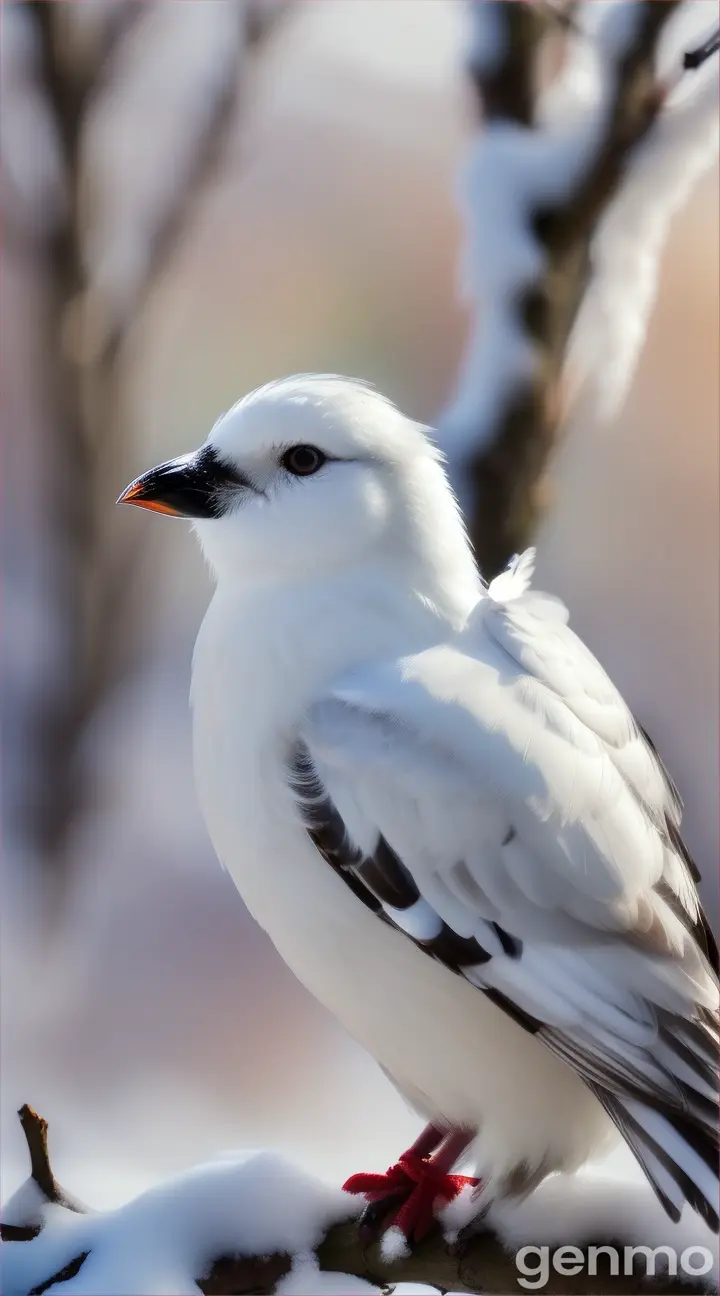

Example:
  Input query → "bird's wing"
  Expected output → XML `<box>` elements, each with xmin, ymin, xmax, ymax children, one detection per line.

<box><xmin>295</xmin><ymin>552</ymin><xmax>719</xmax><ymax>1230</ymax></box>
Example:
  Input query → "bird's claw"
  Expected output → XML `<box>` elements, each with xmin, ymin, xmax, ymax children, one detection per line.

<box><xmin>357</xmin><ymin>1192</ymin><xmax>407</xmax><ymax>1246</ymax></box>
<box><xmin>344</xmin><ymin>1152</ymin><xmax>479</xmax><ymax>1247</ymax></box>
<box><xmin>447</xmin><ymin>1206</ymin><xmax>490</xmax><ymax>1258</ymax></box>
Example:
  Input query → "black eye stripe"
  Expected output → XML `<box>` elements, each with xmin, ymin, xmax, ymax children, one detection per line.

<box><xmin>280</xmin><ymin>445</ymin><xmax>327</xmax><ymax>477</ymax></box>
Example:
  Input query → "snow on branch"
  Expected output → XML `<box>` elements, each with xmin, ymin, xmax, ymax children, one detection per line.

<box><xmin>1</xmin><ymin>1107</ymin><xmax>715</xmax><ymax>1295</ymax></box>
<box><xmin>440</xmin><ymin>0</ymin><xmax>719</xmax><ymax>580</ymax></box>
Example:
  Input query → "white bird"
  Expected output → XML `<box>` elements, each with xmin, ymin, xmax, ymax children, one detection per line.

<box><xmin>119</xmin><ymin>374</ymin><xmax>719</xmax><ymax>1245</ymax></box>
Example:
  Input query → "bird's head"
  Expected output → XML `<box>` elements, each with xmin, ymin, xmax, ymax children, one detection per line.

<box><xmin>118</xmin><ymin>374</ymin><xmax>479</xmax><ymax>607</ymax></box>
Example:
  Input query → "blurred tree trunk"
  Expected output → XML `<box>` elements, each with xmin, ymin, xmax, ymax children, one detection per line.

<box><xmin>444</xmin><ymin>0</ymin><xmax>683</xmax><ymax>579</ymax></box>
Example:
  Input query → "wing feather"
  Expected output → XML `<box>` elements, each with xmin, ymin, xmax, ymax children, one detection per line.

<box><xmin>296</xmin><ymin>555</ymin><xmax>718</xmax><ymax>1229</ymax></box>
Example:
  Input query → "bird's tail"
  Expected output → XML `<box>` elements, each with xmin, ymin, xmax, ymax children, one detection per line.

<box><xmin>595</xmin><ymin>1089</ymin><xmax>719</xmax><ymax>1233</ymax></box>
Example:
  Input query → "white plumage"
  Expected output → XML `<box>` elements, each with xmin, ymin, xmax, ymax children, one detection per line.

<box><xmin>120</xmin><ymin>374</ymin><xmax>719</xmax><ymax>1235</ymax></box>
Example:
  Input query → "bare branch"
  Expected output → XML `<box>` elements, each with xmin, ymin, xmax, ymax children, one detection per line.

<box><xmin>11</xmin><ymin>1</ymin><xmax>286</xmax><ymax>887</ymax></box>
<box><xmin>17</xmin><ymin>1105</ymin><xmax>84</xmax><ymax>1213</ymax></box>
<box><xmin>0</xmin><ymin>1106</ymin><xmax>87</xmax><ymax>1242</ymax></box>
<box><xmin>14</xmin><ymin>2</ymin><xmax>102</xmax><ymax>868</ymax></box>
<box><xmin>79</xmin><ymin>4</ymin><xmax>251</xmax><ymax>370</ymax></box>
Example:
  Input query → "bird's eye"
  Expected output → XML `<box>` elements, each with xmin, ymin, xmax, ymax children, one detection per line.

<box><xmin>280</xmin><ymin>445</ymin><xmax>326</xmax><ymax>477</ymax></box>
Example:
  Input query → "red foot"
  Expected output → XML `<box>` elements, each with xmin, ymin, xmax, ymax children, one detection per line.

<box><xmin>343</xmin><ymin>1151</ymin><xmax>479</xmax><ymax>1244</ymax></box>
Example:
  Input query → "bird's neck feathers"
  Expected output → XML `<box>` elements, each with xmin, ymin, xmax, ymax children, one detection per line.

<box><xmin>192</xmin><ymin>554</ymin><xmax>478</xmax><ymax>746</ymax></box>
<box><xmin>399</xmin><ymin>457</ymin><xmax>482</xmax><ymax>625</ymax></box>
<box><xmin>192</xmin><ymin>458</ymin><xmax>481</xmax><ymax>741</ymax></box>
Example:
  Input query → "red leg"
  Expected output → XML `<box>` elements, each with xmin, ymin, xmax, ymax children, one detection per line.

<box><xmin>404</xmin><ymin>1123</ymin><xmax>445</xmax><ymax>1160</ymax></box>
<box><xmin>429</xmin><ymin>1129</ymin><xmax>474</xmax><ymax>1174</ymax></box>
<box><xmin>392</xmin><ymin>1129</ymin><xmax>477</xmax><ymax>1244</ymax></box>
<box><xmin>343</xmin><ymin>1123</ymin><xmax>443</xmax><ymax>1243</ymax></box>
<box><xmin>343</xmin><ymin>1125</ymin><xmax>478</xmax><ymax>1247</ymax></box>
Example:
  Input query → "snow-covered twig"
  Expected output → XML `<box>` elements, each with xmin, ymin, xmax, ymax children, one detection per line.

<box><xmin>440</xmin><ymin>0</ymin><xmax>718</xmax><ymax>579</ymax></box>
<box><xmin>10</xmin><ymin>1106</ymin><xmax>87</xmax><ymax>1226</ymax></box>
<box><xmin>1</xmin><ymin>1107</ymin><xmax>712</xmax><ymax>1295</ymax></box>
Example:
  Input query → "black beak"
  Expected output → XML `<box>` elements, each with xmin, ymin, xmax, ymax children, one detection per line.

<box><xmin>117</xmin><ymin>447</ymin><xmax>245</xmax><ymax>519</ymax></box>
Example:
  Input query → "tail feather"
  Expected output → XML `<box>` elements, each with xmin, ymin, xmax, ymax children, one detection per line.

<box><xmin>595</xmin><ymin>1088</ymin><xmax>719</xmax><ymax>1233</ymax></box>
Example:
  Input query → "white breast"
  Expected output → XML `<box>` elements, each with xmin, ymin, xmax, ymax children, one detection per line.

<box><xmin>191</xmin><ymin>585</ymin><xmax>615</xmax><ymax>1186</ymax></box>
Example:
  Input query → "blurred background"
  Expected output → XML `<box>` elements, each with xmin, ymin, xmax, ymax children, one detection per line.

<box><xmin>1</xmin><ymin>0</ymin><xmax>718</xmax><ymax>1210</ymax></box>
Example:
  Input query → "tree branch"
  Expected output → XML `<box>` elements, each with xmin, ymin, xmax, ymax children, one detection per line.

<box><xmin>17</xmin><ymin>1106</ymin><xmax>85</xmax><ymax>1215</ymax></box>
<box><xmin>0</xmin><ymin>1106</ymin><xmax>87</xmax><ymax>1244</ymax></box>
<box><xmin>444</xmin><ymin>0</ymin><xmax>683</xmax><ymax>580</ymax></box>
<box><xmin>13</xmin><ymin>1</ymin><xmax>286</xmax><ymax>893</ymax></box>
<box><xmin>1</xmin><ymin>1107</ymin><xmax>705</xmax><ymax>1295</ymax></box>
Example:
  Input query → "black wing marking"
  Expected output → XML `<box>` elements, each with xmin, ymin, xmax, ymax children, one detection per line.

<box><xmin>633</xmin><ymin>724</ymin><xmax>718</xmax><ymax>972</ymax></box>
<box><xmin>287</xmin><ymin>741</ymin><xmax>719</xmax><ymax>1232</ymax></box>
<box><xmin>288</xmin><ymin>741</ymin><xmax>526</xmax><ymax>991</ymax></box>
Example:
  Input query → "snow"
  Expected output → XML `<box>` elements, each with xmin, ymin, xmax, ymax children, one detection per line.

<box><xmin>490</xmin><ymin>1173</ymin><xmax>718</xmax><ymax>1269</ymax></box>
<box><xmin>440</xmin><ymin>1172</ymin><xmax>718</xmax><ymax>1290</ymax></box>
<box><xmin>568</xmin><ymin>59</ymin><xmax>719</xmax><ymax>418</ymax></box>
<box><xmin>0</xmin><ymin>1147</ymin><xmax>453</xmax><ymax>1296</ymax></box>
<box><xmin>440</xmin><ymin>4</ymin><xmax>625</xmax><ymax>476</ymax></box>
<box><xmin>4</xmin><ymin>1147</ymin><xmax>717</xmax><ymax>1296</ymax></box>
<box><xmin>440</xmin><ymin>112</ymin><xmax>598</xmax><ymax>477</ymax></box>
<box><xmin>387</xmin><ymin>1288</ymin><xmax>446</xmax><ymax>1295</ymax></box>
<box><xmin>439</xmin><ymin>0</ymin><xmax>720</xmax><ymax>497</ymax></box>
<box><xmin>276</xmin><ymin>1256</ymin><xmax>379</xmax><ymax>1294</ymax></box>
<box><xmin>277</xmin><ymin>1266</ymin><xmax>446</xmax><ymax>1296</ymax></box>
<box><xmin>380</xmin><ymin>1223</ymin><xmax>411</xmax><ymax>1261</ymax></box>
<box><xmin>1</xmin><ymin>1176</ymin><xmax>52</xmax><ymax>1231</ymax></box>
<box><xmin>1</xmin><ymin>1151</ymin><xmax>359</xmax><ymax>1296</ymax></box>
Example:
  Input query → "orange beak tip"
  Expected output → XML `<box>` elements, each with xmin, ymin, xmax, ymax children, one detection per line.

<box><xmin>117</xmin><ymin>478</ymin><xmax>148</xmax><ymax>505</ymax></box>
<box><xmin>116</xmin><ymin>482</ymin><xmax>184</xmax><ymax>517</ymax></box>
